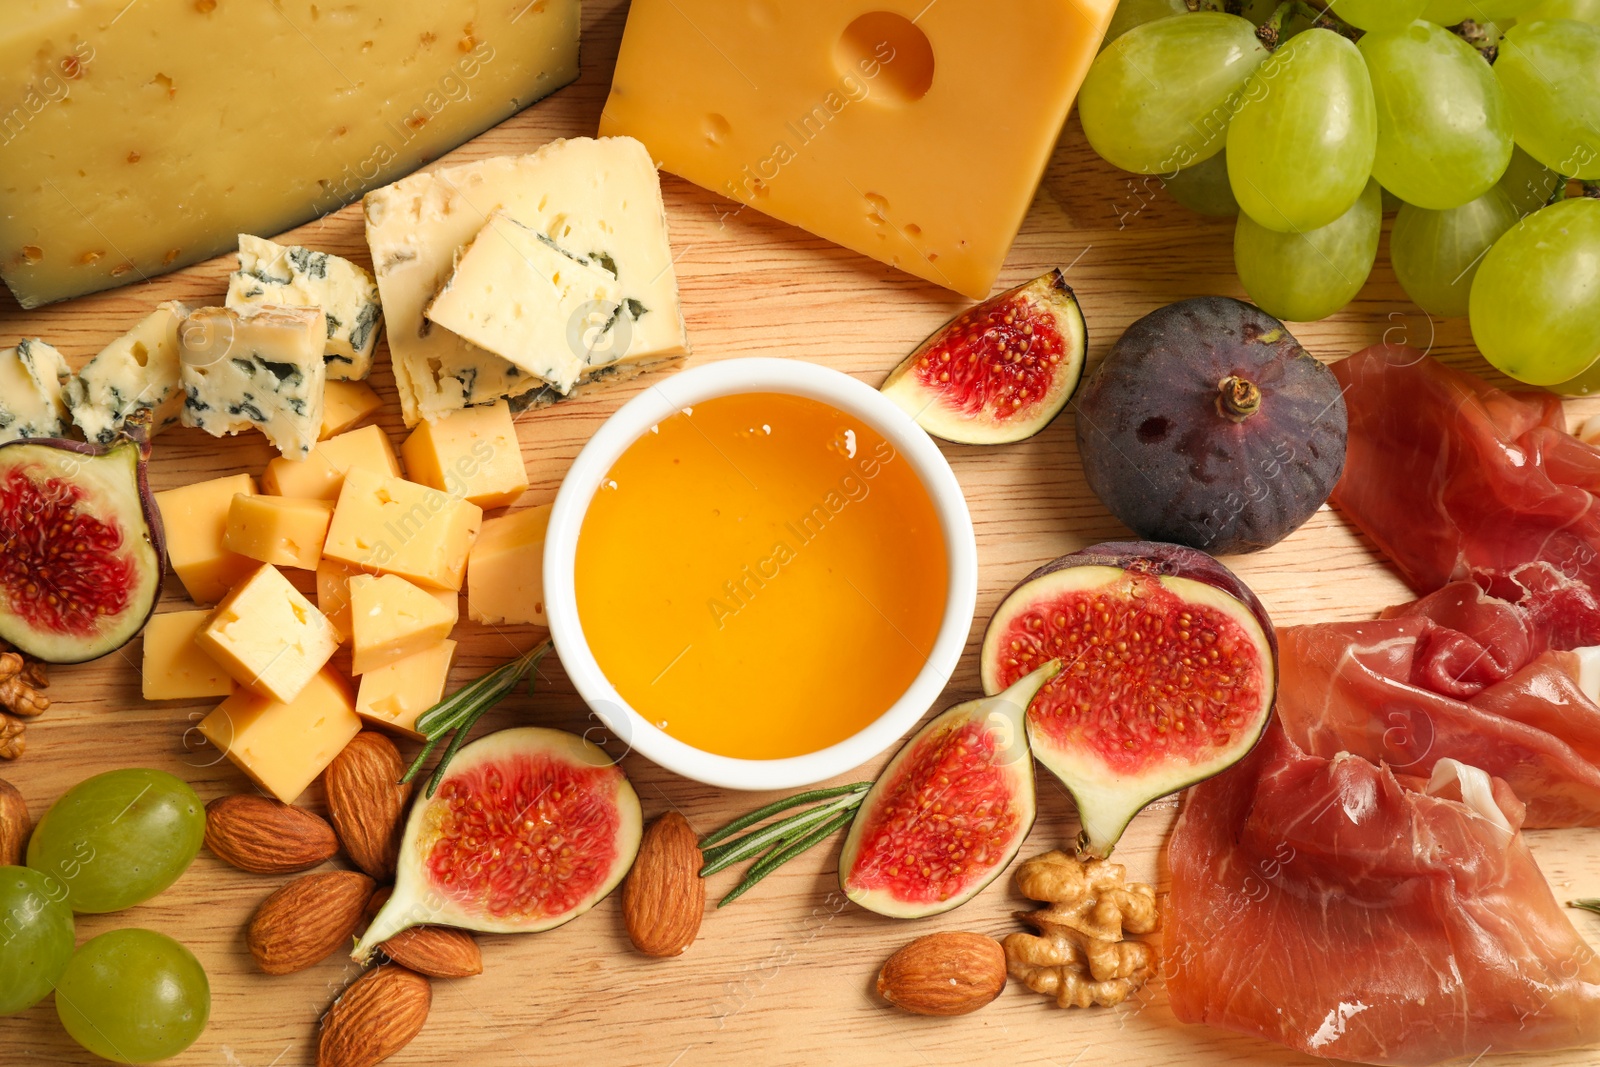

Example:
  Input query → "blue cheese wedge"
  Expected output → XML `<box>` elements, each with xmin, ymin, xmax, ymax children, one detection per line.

<box><xmin>364</xmin><ymin>136</ymin><xmax>690</xmax><ymax>426</ymax></box>
<box><xmin>227</xmin><ymin>235</ymin><xmax>382</xmax><ymax>381</ymax></box>
<box><xmin>65</xmin><ymin>301</ymin><xmax>191</xmax><ymax>445</ymax></box>
<box><xmin>0</xmin><ymin>339</ymin><xmax>70</xmax><ymax>444</ymax></box>
<box><xmin>178</xmin><ymin>305</ymin><xmax>328</xmax><ymax>459</ymax></box>
<box><xmin>423</xmin><ymin>211</ymin><xmax>624</xmax><ymax>395</ymax></box>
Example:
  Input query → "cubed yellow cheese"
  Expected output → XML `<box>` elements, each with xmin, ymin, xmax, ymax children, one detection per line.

<box><xmin>347</xmin><ymin>574</ymin><xmax>456</xmax><ymax>675</ymax></box>
<box><xmin>400</xmin><ymin>401</ymin><xmax>528</xmax><ymax>510</ymax></box>
<box><xmin>196</xmin><ymin>668</ymin><xmax>361</xmax><ymax>803</ymax></box>
<box><xmin>320</xmin><ymin>380</ymin><xmax>384</xmax><ymax>440</ymax></box>
<box><xmin>262</xmin><ymin>424</ymin><xmax>400</xmax><ymax>500</ymax></box>
<box><xmin>467</xmin><ymin>504</ymin><xmax>551</xmax><ymax>626</ymax></box>
<box><xmin>355</xmin><ymin>639</ymin><xmax>457</xmax><ymax>740</ymax></box>
<box><xmin>140</xmin><ymin>610</ymin><xmax>234</xmax><ymax>701</ymax></box>
<box><xmin>154</xmin><ymin>474</ymin><xmax>260</xmax><ymax>604</ymax></box>
<box><xmin>318</xmin><ymin>561</ymin><xmax>458</xmax><ymax>644</ymax></box>
<box><xmin>323</xmin><ymin>469</ymin><xmax>482</xmax><ymax>591</ymax></box>
<box><xmin>600</xmin><ymin>1</ymin><xmax>1116</xmax><ymax>298</ymax></box>
<box><xmin>223</xmin><ymin>494</ymin><xmax>335</xmax><ymax>571</ymax></box>
<box><xmin>196</xmin><ymin>564</ymin><xmax>340</xmax><ymax>703</ymax></box>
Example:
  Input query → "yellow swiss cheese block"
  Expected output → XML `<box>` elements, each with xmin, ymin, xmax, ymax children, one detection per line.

<box><xmin>0</xmin><ymin>0</ymin><xmax>580</xmax><ymax>307</ymax></box>
<box><xmin>223</xmin><ymin>495</ymin><xmax>335</xmax><ymax>571</ymax></box>
<box><xmin>324</xmin><ymin>469</ymin><xmax>483</xmax><ymax>591</ymax></box>
<box><xmin>347</xmin><ymin>574</ymin><xmax>456</xmax><ymax>675</ymax></box>
<box><xmin>154</xmin><ymin>474</ymin><xmax>260</xmax><ymax>605</ymax></box>
<box><xmin>196</xmin><ymin>564</ymin><xmax>340</xmax><ymax>704</ymax></box>
<box><xmin>467</xmin><ymin>504</ymin><xmax>550</xmax><ymax>627</ymax></box>
<box><xmin>197</xmin><ymin>668</ymin><xmax>361</xmax><ymax>803</ymax></box>
<box><xmin>600</xmin><ymin>1</ymin><xmax>1116</xmax><ymax>298</ymax></box>
<box><xmin>400</xmin><ymin>401</ymin><xmax>529</xmax><ymax>510</ymax></box>
<box><xmin>141</xmin><ymin>610</ymin><xmax>234</xmax><ymax>701</ymax></box>
<box><xmin>262</xmin><ymin>424</ymin><xmax>400</xmax><ymax>500</ymax></box>
<box><xmin>355</xmin><ymin>639</ymin><xmax>457</xmax><ymax>740</ymax></box>
<box><xmin>320</xmin><ymin>380</ymin><xmax>383</xmax><ymax>440</ymax></box>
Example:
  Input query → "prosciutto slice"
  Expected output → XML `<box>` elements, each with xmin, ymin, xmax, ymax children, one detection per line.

<box><xmin>1166</xmin><ymin>723</ymin><xmax>1600</xmax><ymax>1066</ymax></box>
<box><xmin>1331</xmin><ymin>346</ymin><xmax>1600</xmax><ymax>646</ymax></box>
<box><xmin>1276</xmin><ymin>582</ymin><xmax>1600</xmax><ymax>827</ymax></box>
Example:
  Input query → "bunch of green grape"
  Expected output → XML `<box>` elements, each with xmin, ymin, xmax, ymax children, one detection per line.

<box><xmin>1081</xmin><ymin>0</ymin><xmax>1600</xmax><ymax>389</ymax></box>
<box><xmin>2</xmin><ymin>769</ymin><xmax>210</xmax><ymax>1063</ymax></box>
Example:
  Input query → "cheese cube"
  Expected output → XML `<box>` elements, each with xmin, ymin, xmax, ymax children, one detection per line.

<box><xmin>141</xmin><ymin>610</ymin><xmax>235</xmax><ymax>701</ymax></box>
<box><xmin>223</xmin><ymin>494</ymin><xmax>335</xmax><ymax>570</ymax></box>
<box><xmin>320</xmin><ymin>380</ymin><xmax>383</xmax><ymax>440</ymax></box>
<box><xmin>65</xmin><ymin>302</ymin><xmax>190</xmax><ymax>445</ymax></box>
<box><xmin>400</xmin><ymin>402</ymin><xmax>528</xmax><ymax>510</ymax></box>
<box><xmin>196</xmin><ymin>564</ymin><xmax>340</xmax><ymax>703</ymax></box>
<box><xmin>262</xmin><ymin>424</ymin><xmax>400</xmax><ymax>500</ymax></box>
<box><xmin>323</xmin><ymin>469</ymin><xmax>482</xmax><ymax>591</ymax></box>
<box><xmin>0</xmin><ymin>340</ymin><xmax>69</xmax><ymax>445</ymax></box>
<box><xmin>348</xmin><ymin>574</ymin><xmax>456</xmax><ymax>675</ymax></box>
<box><xmin>196</xmin><ymin>668</ymin><xmax>361</xmax><ymax>803</ymax></box>
<box><xmin>0</xmin><ymin>1</ymin><xmax>581</xmax><ymax>308</ymax></box>
<box><xmin>318</xmin><ymin>561</ymin><xmax>455</xmax><ymax>643</ymax></box>
<box><xmin>228</xmin><ymin>235</ymin><xmax>383</xmax><ymax>381</ymax></box>
<box><xmin>425</xmin><ymin>212</ymin><xmax>623</xmax><ymax>394</ymax></box>
<box><xmin>154</xmin><ymin>473</ymin><xmax>260</xmax><ymax>604</ymax></box>
<box><xmin>600</xmin><ymin>1</ymin><xmax>1117</xmax><ymax>298</ymax></box>
<box><xmin>467</xmin><ymin>504</ymin><xmax>551</xmax><ymax>626</ymax></box>
<box><xmin>179</xmin><ymin>305</ymin><xmax>328</xmax><ymax>459</ymax></box>
<box><xmin>364</xmin><ymin>137</ymin><xmax>689</xmax><ymax>425</ymax></box>
<box><xmin>355</xmin><ymin>640</ymin><xmax>456</xmax><ymax>740</ymax></box>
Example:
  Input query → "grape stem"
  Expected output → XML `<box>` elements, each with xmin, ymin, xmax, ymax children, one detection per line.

<box><xmin>1583</xmin><ymin>182</ymin><xmax>1600</xmax><ymax>201</ymax></box>
<box><xmin>1452</xmin><ymin>20</ymin><xmax>1500</xmax><ymax>64</ymax></box>
<box><xmin>1255</xmin><ymin>2</ymin><xmax>1359</xmax><ymax>50</ymax></box>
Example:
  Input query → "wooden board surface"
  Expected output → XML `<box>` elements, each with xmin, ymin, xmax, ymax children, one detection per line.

<box><xmin>5</xmin><ymin>3</ymin><xmax>1599</xmax><ymax>1065</ymax></box>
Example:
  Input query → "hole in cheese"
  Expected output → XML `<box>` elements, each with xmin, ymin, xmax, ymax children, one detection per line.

<box><xmin>836</xmin><ymin>12</ymin><xmax>934</xmax><ymax>105</ymax></box>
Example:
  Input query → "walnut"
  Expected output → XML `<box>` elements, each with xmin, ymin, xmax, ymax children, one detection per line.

<box><xmin>0</xmin><ymin>653</ymin><xmax>49</xmax><ymax>718</ymax></box>
<box><xmin>1003</xmin><ymin>850</ymin><xmax>1160</xmax><ymax>1009</ymax></box>
<box><xmin>0</xmin><ymin>715</ymin><xmax>24</xmax><ymax>760</ymax></box>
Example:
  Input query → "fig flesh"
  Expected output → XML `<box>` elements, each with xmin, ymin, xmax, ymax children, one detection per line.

<box><xmin>1075</xmin><ymin>297</ymin><xmax>1347</xmax><ymax>554</ymax></box>
<box><xmin>353</xmin><ymin>727</ymin><xmax>641</xmax><ymax>961</ymax></box>
<box><xmin>838</xmin><ymin>662</ymin><xmax>1059</xmax><ymax>918</ymax></box>
<box><xmin>881</xmin><ymin>269</ymin><xmax>1087</xmax><ymax>445</ymax></box>
<box><xmin>981</xmin><ymin>542</ymin><xmax>1276</xmax><ymax>858</ymax></box>
<box><xmin>0</xmin><ymin>419</ymin><xmax>164</xmax><ymax>663</ymax></box>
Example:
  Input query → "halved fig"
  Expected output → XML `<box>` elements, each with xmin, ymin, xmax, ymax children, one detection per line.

<box><xmin>881</xmin><ymin>269</ymin><xmax>1087</xmax><ymax>445</ymax></box>
<box><xmin>0</xmin><ymin>416</ymin><xmax>165</xmax><ymax>663</ymax></box>
<box><xmin>353</xmin><ymin>727</ymin><xmax>642</xmax><ymax>961</ymax></box>
<box><xmin>839</xmin><ymin>662</ymin><xmax>1059</xmax><ymax>918</ymax></box>
<box><xmin>980</xmin><ymin>542</ymin><xmax>1276</xmax><ymax>858</ymax></box>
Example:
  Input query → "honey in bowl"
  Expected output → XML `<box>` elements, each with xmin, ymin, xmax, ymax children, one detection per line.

<box><xmin>575</xmin><ymin>391</ymin><xmax>948</xmax><ymax>760</ymax></box>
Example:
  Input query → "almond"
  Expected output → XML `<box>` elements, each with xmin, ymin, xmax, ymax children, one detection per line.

<box><xmin>0</xmin><ymin>777</ymin><xmax>28</xmax><ymax>866</ymax></box>
<box><xmin>248</xmin><ymin>870</ymin><xmax>376</xmax><ymax>975</ymax></box>
<box><xmin>317</xmin><ymin>964</ymin><xmax>431</xmax><ymax>1067</ymax></box>
<box><xmin>621</xmin><ymin>810</ymin><xmax>704</xmax><ymax>957</ymax></box>
<box><xmin>205</xmin><ymin>794</ymin><xmax>339</xmax><ymax>874</ymax></box>
<box><xmin>877</xmin><ymin>932</ymin><xmax>1007</xmax><ymax>1016</ymax></box>
<box><xmin>324</xmin><ymin>732</ymin><xmax>412</xmax><ymax>881</ymax></box>
<box><xmin>379</xmin><ymin>925</ymin><xmax>482</xmax><ymax>978</ymax></box>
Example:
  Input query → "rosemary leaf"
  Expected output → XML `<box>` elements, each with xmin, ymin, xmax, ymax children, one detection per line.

<box><xmin>400</xmin><ymin>641</ymin><xmax>552</xmax><ymax>790</ymax></box>
<box><xmin>698</xmin><ymin>791</ymin><xmax>865</xmax><ymax>877</ymax></box>
<box><xmin>1572</xmin><ymin>898</ymin><xmax>1600</xmax><ymax>916</ymax></box>
<box><xmin>719</xmin><ymin>807</ymin><xmax>858</xmax><ymax>907</ymax></box>
<box><xmin>698</xmin><ymin>781</ymin><xmax>869</xmax><ymax>849</ymax></box>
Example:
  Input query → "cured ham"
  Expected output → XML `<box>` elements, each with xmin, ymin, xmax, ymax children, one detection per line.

<box><xmin>1331</xmin><ymin>346</ymin><xmax>1600</xmax><ymax>646</ymax></box>
<box><xmin>1166</xmin><ymin>723</ymin><xmax>1600</xmax><ymax>1066</ymax></box>
<box><xmin>1276</xmin><ymin>582</ymin><xmax>1600</xmax><ymax>827</ymax></box>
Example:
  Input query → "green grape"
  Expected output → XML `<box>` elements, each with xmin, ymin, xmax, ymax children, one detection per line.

<box><xmin>1235</xmin><ymin>178</ymin><xmax>1382</xmax><ymax>321</ymax></box>
<box><xmin>1102</xmin><ymin>0</ymin><xmax>1187</xmax><ymax>50</ymax></box>
<box><xmin>1360</xmin><ymin>21</ymin><xmax>1514</xmax><ymax>210</ymax></box>
<box><xmin>1498</xmin><ymin>145</ymin><xmax>1564</xmax><ymax>216</ymax></box>
<box><xmin>1469</xmin><ymin>197</ymin><xmax>1600</xmax><ymax>385</ymax></box>
<box><xmin>0</xmin><ymin>866</ymin><xmax>74</xmax><ymax>1015</ymax></box>
<box><xmin>1166</xmin><ymin>150</ymin><xmax>1240</xmax><ymax>216</ymax></box>
<box><xmin>27</xmin><ymin>768</ymin><xmax>204</xmax><ymax>914</ymax></box>
<box><xmin>55</xmin><ymin>929</ymin><xmax>209</xmax><ymax>1064</ymax></box>
<box><xmin>1226</xmin><ymin>29</ymin><xmax>1376</xmax><ymax>233</ymax></box>
<box><xmin>1079</xmin><ymin>13</ymin><xmax>1268</xmax><ymax>175</ymax></box>
<box><xmin>1523</xmin><ymin>0</ymin><xmax>1600</xmax><ymax>23</ymax></box>
<box><xmin>1423</xmin><ymin>0</ymin><xmax>1539</xmax><ymax>20</ymax></box>
<box><xmin>1391</xmin><ymin>187</ymin><xmax>1520</xmax><ymax>317</ymax></box>
<box><xmin>1238</xmin><ymin>0</ymin><xmax>1279</xmax><ymax>23</ymax></box>
<box><xmin>1496</xmin><ymin>19</ymin><xmax>1600</xmax><ymax>179</ymax></box>
<box><xmin>1332</xmin><ymin>0</ymin><xmax>1427</xmax><ymax>30</ymax></box>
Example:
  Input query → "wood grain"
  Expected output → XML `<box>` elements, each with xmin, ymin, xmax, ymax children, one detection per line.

<box><xmin>4</xmin><ymin>3</ymin><xmax>1599</xmax><ymax>1065</ymax></box>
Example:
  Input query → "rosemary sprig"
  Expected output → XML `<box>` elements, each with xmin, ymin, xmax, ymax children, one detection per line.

<box><xmin>1572</xmin><ymin>899</ymin><xmax>1600</xmax><ymax>916</ymax></box>
<box><xmin>697</xmin><ymin>782</ymin><xmax>870</xmax><ymax>906</ymax></box>
<box><xmin>401</xmin><ymin>640</ymin><xmax>552</xmax><ymax>796</ymax></box>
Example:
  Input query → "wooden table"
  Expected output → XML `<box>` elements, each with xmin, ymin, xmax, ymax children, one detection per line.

<box><xmin>4</xmin><ymin>3</ymin><xmax>1598</xmax><ymax>1064</ymax></box>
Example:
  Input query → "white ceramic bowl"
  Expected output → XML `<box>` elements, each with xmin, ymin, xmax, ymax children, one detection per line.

<box><xmin>544</xmin><ymin>358</ymin><xmax>979</xmax><ymax>790</ymax></box>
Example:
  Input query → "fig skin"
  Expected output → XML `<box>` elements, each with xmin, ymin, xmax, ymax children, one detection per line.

<box><xmin>1074</xmin><ymin>297</ymin><xmax>1347</xmax><ymax>555</ymax></box>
